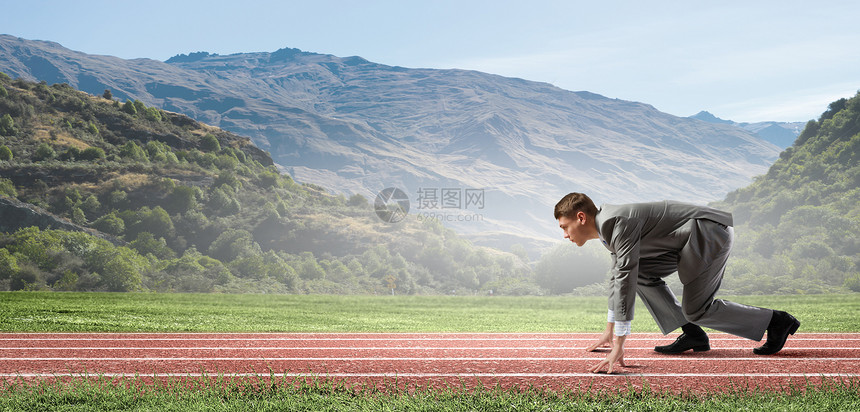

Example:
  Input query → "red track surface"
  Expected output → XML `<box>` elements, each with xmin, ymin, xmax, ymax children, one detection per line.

<box><xmin>1</xmin><ymin>333</ymin><xmax>858</xmax><ymax>394</ymax></box>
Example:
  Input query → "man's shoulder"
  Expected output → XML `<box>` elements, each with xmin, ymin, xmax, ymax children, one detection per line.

<box><xmin>598</xmin><ymin>201</ymin><xmax>669</xmax><ymax>216</ymax></box>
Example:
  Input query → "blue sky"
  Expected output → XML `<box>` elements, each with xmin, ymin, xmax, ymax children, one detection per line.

<box><xmin>4</xmin><ymin>0</ymin><xmax>859</xmax><ymax>122</ymax></box>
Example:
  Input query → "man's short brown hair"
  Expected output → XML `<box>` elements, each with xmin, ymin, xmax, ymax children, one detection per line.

<box><xmin>554</xmin><ymin>192</ymin><xmax>598</xmax><ymax>220</ymax></box>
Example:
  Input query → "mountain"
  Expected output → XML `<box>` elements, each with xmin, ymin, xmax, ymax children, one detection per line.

<box><xmin>0</xmin><ymin>75</ymin><xmax>531</xmax><ymax>294</ymax></box>
<box><xmin>711</xmin><ymin>93</ymin><xmax>860</xmax><ymax>294</ymax></box>
<box><xmin>689</xmin><ymin>111</ymin><xmax>804</xmax><ymax>149</ymax></box>
<box><xmin>0</xmin><ymin>35</ymin><xmax>781</xmax><ymax>254</ymax></box>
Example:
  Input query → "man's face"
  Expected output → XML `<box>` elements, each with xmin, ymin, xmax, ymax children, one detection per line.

<box><xmin>558</xmin><ymin>213</ymin><xmax>589</xmax><ymax>247</ymax></box>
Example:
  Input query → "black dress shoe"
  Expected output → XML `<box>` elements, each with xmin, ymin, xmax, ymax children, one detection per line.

<box><xmin>654</xmin><ymin>333</ymin><xmax>710</xmax><ymax>354</ymax></box>
<box><xmin>754</xmin><ymin>310</ymin><xmax>800</xmax><ymax>355</ymax></box>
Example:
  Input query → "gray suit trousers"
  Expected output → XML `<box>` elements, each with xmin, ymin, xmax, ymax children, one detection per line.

<box><xmin>636</xmin><ymin>219</ymin><xmax>772</xmax><ymax>340</ymax></box>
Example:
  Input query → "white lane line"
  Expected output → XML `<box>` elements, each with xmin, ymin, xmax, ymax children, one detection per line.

<box><xmin>4</xmin><ymin>332</ymin><xmax>858</xmax><ymax>335</ymax></box>
<box><xmin>2</xmin><ymin>357</ymin><xmax>858</xmax><ymax>361</ymax></box>
<box><xmin>1</xmin><ymin>337</ymin><xmax>857</xmax><ymax>341</ymax></box>
<box><xmin>1</xmin><ymin>372</ymin><xmax>856</xmax><ymax>378</ymax></box>
<box><xmin>1</xmin><ymin>347</ymin><xmax>856</xmax><ymax>350</ymax></box>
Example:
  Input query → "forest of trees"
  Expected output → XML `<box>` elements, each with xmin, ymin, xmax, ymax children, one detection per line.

<box><xmin>0</xmin><ymin>74</ymin><xmax>534</xmax><ymax>294</ymax></box>
<box><xmin>714</xmin><ymin>92</ymin><xmax>860</xmax><ymax>294</ymax></box>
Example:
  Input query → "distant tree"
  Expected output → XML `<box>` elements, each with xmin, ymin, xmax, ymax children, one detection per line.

<box><xmin>197</xmin><ymin>252</ymin><xmax>233</xmax><ymax>285</ymax></box>
<box><xmin>209</xmin><ymin>188</ymin><xmax>241</xmax><ymax>215</ymax></box>
<box><xmin>258</xmin><ymin>170</ymin><xmax>280</xmax><ymax>188</ymax></box>
<box><xmin>158</xmin><ymin>251</ymin><xmax>211</xmax><ymax>292</ymax></box>
<box><xmin>53</xmin><ymin>272</ymin><xmax>79</xmax><ymax>291</ymax></box>
<box><xmin>200</xmin><ymin>134</ymin><xmax>221</xmax><ymax>152</ymax></box>
<box><xmin>146</xmin><ymin>141</ymin><xmax>169</xmax><ymax>162</ymax></box>
<box><xmin>133</xmin><ymin>100</ymin><xmax>146</xmax><ymax>114</ymax></box>
<box><xmin>87</xmin><ymin>122</ymin><xmax>99</xmax><ymax>136</ymax></box>
<box><xmin>0</xmin><ymin>178</ymin><xmax>16</xmax><ymax>197</ymax></box>
<box><xmin>846</xmin><ymin>273</ymin><xmax>860</xmax><ymax>292</ymax></box>
<box><xmin>33</xmin><ymin>143</ymin><xmax>56</xmax><ymax>161</ymax></box>
<box><xmin>59</xmin><ymin>147</ymin><xmax>81</xmax><ymax>161</ymax></box>
<box><xmin>129</xmin><ymin>232</ymin><xmax>175</xmax><ymax>260</ymax></box>
<box><xmin>298</xmin><ymin>254</ymin><xmax>325</xmax><ymax>280</ymax></box>
<box><xmin>231</xmin><ymin>148</ymin><xmax>246</xmax><ymax>163</ymax></box>
<box><xmin>0</xmin><ymin>145</ymin><xmax>12</xmax><ymax>161</ymax></box>
<box><xmin>214</xmin><ymin>171</ymin><xmax>240</xmax><ymax>189</ymax></box>
<box><xmin>10</xmin><ymin>264</ymin><xmax>44</xmax><ymax>291</ymax></box>
<box><xmin>92</xmin><ymin>212</ymin><xmax>125</xmax><ymax>236</ymax></box>
<box><xmin>348</xmin><ymin>193</ymin><xmax>369</xmax><ymax>208</ymax></box>
<box><xmin>168</xmin><ymin>185</ymin><xmax>197</xmax><ymax>214</ymax></box>
<box><xmin>510</xmin><ymin>244</ymin><xmax>530</xmax><ymax>263</ymax></box>
<box><xmin>119</xmin><ymin>141</ymin><xmax>148</xmax><ymax>161</ymax></box>
<box><xmin>0</xmin><ymin>114</ymin><xmax>16</xmax><ymax>136</ymax></box>
<box><xmin>534</xmin><ymin>243</ymin><xmax>609</xmax><ymax>294</ymax></box>
<box><xmin>81</xmin><ymin>195</ymin><xmax>101</xmax><ymax>217</ymax></box>
<box><xmin>208</xmin><ymin>229</ymin><xmax>261</xmax><ymax>262</ymax></box>
<box><xmin>138</xmin><ymin>206</ymin><xmax>175</xmax><ymax>240</ymax></box>
<box><xmin>144</xmin><ymin>107</ymin><xmax>162</xmax><ymax>122</ymax></box>
<box><xmin>102</xmin><ymin>89</ymin><xmax>113</xmax><ymax>100</ymax></box>
<box><xmin>107</xmin><ymin>190</ymin><xmax>128</xmax><ymax>209</ymax></box>
<box><xmin>214</xmin><ymin>153</ymin><xmax>238</xmax><ymax>170</ymax></box>
<box><xmin>67</xmin><ymin>189</ymin><xmax>84</xmax><ymax>205</ymax></box>
<box><xmin>156</xmin><ymin>177</ymin><xmax>175</xmax><ymax>192</ymax></box>
<box><xmin>84</xmin><ymin>243</ymin><xmax>145</xmax><ymax>292</ymax></box>
<box><xmin>71</xmin><ymin>207</ymin><xmax>87</xmax><ymax>225</ymax></box>
<box><xmin>0</xmin><ymin>85</ymin><xmax>7</xmax><ymax>98</ymax></box>
<box><xmin>821</xmin><ymin>98</ymin><xmax>848</xmax><ymax>121</ymax></box>
<box><xmin>0</xmin><ymin>248</ymin><xmax>19</xmax><ymax>280</ymax></box>
<box><xmin>79</xmin><ymin>147</ymin><xmax>106</xmax><ymax>161</ymax></box>
<box><xmin>121</xmin><ymin>100</ymin><xmax>137</xmax><ymax>115</ymax></box>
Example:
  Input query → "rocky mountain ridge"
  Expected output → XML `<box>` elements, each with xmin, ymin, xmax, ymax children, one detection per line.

<box><xmin>0</xmin><ymin>35</ymin><xmax>781</xmax><ymax>252</ymax></box>
<box><xmin>689</xmin><ymin>111</ymin><xmax>804</xmax><ymax>149</ymax></box>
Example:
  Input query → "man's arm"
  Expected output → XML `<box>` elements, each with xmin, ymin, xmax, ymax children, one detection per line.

<box><xmin>588</xmin><ymin>217</ymin><xmax>638</xmax><ymax>373</ymax></box>
<box><xmin>607</xmin><ymin>217</ymin><xmax>642</xmax><ymax>323</ymax></box>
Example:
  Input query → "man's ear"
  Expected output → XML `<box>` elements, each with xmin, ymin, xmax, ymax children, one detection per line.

<box><xmin>576</xmin><ymin>211</ymin><xmax>587</xmax><ymax>224</ymax></box>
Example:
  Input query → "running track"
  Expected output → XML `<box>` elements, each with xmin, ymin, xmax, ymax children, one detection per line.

<box><xmin>1</xmin><ymin>333</ymin><xmax>858</xmax><ymax>393</ymax></box>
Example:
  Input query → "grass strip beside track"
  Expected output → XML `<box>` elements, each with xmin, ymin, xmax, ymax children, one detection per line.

<box><xmin>1</xmin><ymin>292</ymin><xmax>858</xmax><ymax>333</ymax></box>
<box><xmin>1</xmin><ymin>375</ymin><xmax>859</xmax><ymax>412</ymax></box>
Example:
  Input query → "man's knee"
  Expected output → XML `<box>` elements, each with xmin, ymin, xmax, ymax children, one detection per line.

<box><xmin>637</xmin><ymin>274</ymin><xmax>668</xmax><ymax>287</ymax></box>
<box><xmin>681</xmin><ymin>299</ymin><xmax>712</xmax><ymax>323</ymax></box>
<box><xmin>683</xmin><ymin>311</ymin><xmax>705</xmax><ymax>323</ymax></box>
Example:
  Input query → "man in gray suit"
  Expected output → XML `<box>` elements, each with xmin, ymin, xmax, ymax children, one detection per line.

<box><xmin>554</xmin><ymin>192</ymin><xmax>800</xmax><ymax>373</ymax></box>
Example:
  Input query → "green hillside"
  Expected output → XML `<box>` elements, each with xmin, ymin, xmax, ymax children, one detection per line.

<box><xmin>714</xmin><ymin>92</ymin><xmax>860</xmax><ymax>294</ymax></box>
<box><xmin>2</xmin><ymin>73</ymin><xmax>856</xmax><ymax>297</ymax></box>
<box><xmin>0</xmin><ymin>74</ymin><xmax>531</xmax><ymax>294</ymax></box>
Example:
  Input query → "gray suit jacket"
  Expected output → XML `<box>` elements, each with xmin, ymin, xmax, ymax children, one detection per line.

<box><xmin>595</xmin><ymin>201</ymin><xmax>733</xmax><ymax>322</ymax></box>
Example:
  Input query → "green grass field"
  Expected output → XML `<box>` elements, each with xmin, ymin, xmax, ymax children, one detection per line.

<box><xmin>1</xmin><ymin>292</ymin><xmax>858</xmax><ymax>332</ymax></box>
<box><xmin>1</xmin><ymin>375</ymin><xmax>857</xmax><ymax>412</ymax></box>
<box><xmin>1</xmin><ymin>292</ymin><xmax>858</xmax><ymax>411</ymax></box>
